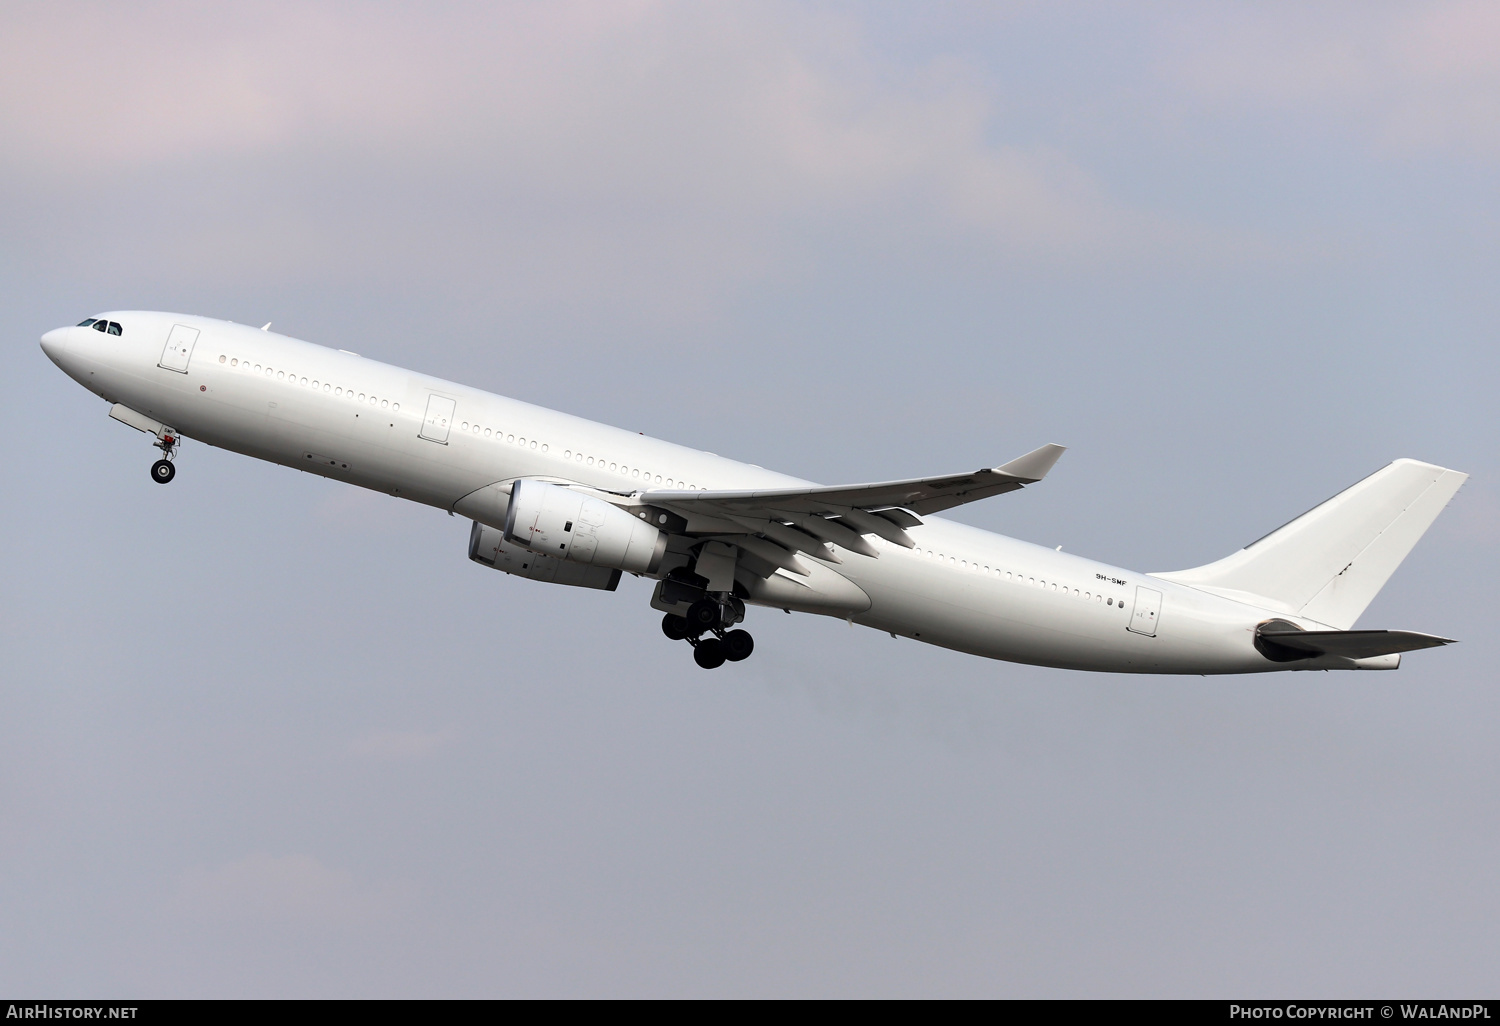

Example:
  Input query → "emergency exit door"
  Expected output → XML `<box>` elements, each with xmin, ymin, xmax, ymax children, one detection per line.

<box><xmin>158</xmin><ymin>324</ymin><xmax>199</xmax><ymax>373</ymax></box>
<box><xmin>1128</xmin><ymin>586</ymin><xmax>1162</xmax><ymax>637</ymax></box>
<box><xmin>420</xmin><ymin>394</ymin><xmax>456</xmax><ymax>443</ymax></box>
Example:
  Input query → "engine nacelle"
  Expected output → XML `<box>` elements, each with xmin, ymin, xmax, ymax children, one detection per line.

<box><xmin>504</xmin><ymin>479</ymin><xmax>667</xmax><ymax>575</ymax></box>
<box><xmin>469</xmin><ymin>521</ymin><xmax>620</xmax><ymax>590</ymax></box>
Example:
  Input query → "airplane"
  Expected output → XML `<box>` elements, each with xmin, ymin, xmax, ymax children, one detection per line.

<box><xmin>40</xmin><ymin>311</ymin><xmax>1467</xmax><ymax>673</ymax></box>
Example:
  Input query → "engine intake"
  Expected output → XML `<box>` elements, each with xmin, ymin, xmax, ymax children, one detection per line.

<box><xmin>503</xmin><ymin>479</ymin><xmax>667</xmax><ymax>575</ymax></box>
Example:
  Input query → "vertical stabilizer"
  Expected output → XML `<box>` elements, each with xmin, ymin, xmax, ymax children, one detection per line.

<box><xmin>1153</xmin><ymin>459</ymin><xmax>1467</xmax><ymax>629</ymax></box>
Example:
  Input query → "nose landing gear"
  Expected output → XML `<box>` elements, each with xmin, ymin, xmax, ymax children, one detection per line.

<box><xmin>149</xmin><ymin>429</ymin><xmax>179</xmax><ymax>484</ymax></box>
<box><xmin>661</xmin><ymin>600</ymin><xmax>754</xmax><ymax>669</ymax></box>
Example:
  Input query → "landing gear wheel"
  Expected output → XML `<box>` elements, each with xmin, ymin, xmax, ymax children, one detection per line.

<box><xmin>151</xmin><ymin>459</ymin><xmax>176</xmax><ymax>484</ymax></box>
<box><xmin>722</xmin><ymin>629</ymin><xmax>754</xmax><ymax>662</ymax></box>
<box><xmin>686</xmin><ymin>598</ymin><xmax>721</xmax><ymax>632</ymax></box>
<box><xmin>661</xmin><ymin>613</ymin><xmax>690</xmax><ymax>641</ymax></box>
<box><xmin>693</xmin><ymin>637</ymin><xmax>726</xmax><ymax>669</ymax></box>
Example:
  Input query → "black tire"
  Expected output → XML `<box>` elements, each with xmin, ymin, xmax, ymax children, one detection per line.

<box><xmin>661</xmin><ymin>613</ymin><xmax>690</xmax><ymax>641</ymax></box>
<box><xmin>687</xmin><ymin>598</ymin><xmax>721</xmax><ymax>630</ymax></box>
<box><xmin>722</xmin><ymin>629</ymin><xmax>754</xmax><ymax>662</ymax></box>
<box><xmin>693</xmin><ymin>638</ymin><xmax>726</xmax><ymax>669</ymax></box>
<box><xmin>151</xmin><ymin>459</ymin><xmax>176</xmax><ymax>484</ymax></box>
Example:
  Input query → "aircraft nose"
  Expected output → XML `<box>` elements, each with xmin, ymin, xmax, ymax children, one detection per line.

<box><xmin>39</xmin><ymin>326</ymin><xmax>71</xmax><ymax>365</ymax></box>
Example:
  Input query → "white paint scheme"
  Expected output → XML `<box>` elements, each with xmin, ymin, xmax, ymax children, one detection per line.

<box><xmin>40</xmin><ymin>312</ymin><xmax>1468</xmax><ymax>674</ymax></box>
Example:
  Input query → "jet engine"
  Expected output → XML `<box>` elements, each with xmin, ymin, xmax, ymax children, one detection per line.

<box><xmin>503</xmin><ymin>479</ymin><xmax>667</xmax><ymax>575</ymax></box>
<box><xmin>469</xmin><ymin>521</ymin><xmax>620</xmax><ymax>590</ymax></box>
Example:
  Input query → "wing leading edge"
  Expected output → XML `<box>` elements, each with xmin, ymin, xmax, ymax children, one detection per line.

<box><xmin>641</xmin><ymin>443</ymin><xmax>1065</xmax><ymax>517</ymax></box>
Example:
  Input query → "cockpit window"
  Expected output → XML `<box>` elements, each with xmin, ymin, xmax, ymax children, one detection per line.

<box><xmin>93</xmin><ymin>321</ymin><xmax>107</xmax><ymax>332</ymax></box>
<box><xmin>106</xmin><ymin>321</ymin><xmax>122</xmax><ymax>335</ymax></box>
<box><xmin>77</xmin><ymin>318</ymin><xmax>97</xmax><ymax>327</ymax></box>
<box><xmin>88</xmin><ymin>319</ymin><xmax>122</xmax><ymax>335</ymax></box>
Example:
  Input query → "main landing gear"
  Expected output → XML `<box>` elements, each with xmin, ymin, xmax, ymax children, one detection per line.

<box><xmin>662</xmin><ymin>596</ymin><xmax>754</xmax><ymax>670</ymax></box>
<box><xmin>150</xmin><ymin>430</ymin><xmax>179</xmax><ymax>484</ymax></box>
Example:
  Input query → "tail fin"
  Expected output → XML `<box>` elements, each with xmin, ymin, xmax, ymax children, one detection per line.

<box><xmin>1153</xmin><ymin>459</ymin><xmax>1467</xmax><ymax>629</ymax></box>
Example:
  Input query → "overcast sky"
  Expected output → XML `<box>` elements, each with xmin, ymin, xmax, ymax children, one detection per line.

<box><xmin>2</xmin><ymin>1</ymin><xmax>1496</xmax><ymax>997</ymax></box>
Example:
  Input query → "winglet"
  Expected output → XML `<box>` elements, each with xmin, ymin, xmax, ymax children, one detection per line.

<box><xmin>996</xmin><ymin>443</ymin><xmax>1067</xmax><ymax>482</ymax></box>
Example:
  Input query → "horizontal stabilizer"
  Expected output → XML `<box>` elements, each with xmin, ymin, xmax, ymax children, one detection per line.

<box><xmin>1257</xmin><ymin>627</ymin><xmax>1454</xmax><ymax>661</ymax></box>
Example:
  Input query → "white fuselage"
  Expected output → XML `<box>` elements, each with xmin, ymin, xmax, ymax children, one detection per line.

<box><xmin>41</xmin><ymin>311</ymin><xmax>1349</xmax><ymax>674</ymax></box>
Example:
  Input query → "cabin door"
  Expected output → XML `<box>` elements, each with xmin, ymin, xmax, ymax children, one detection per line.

<box><xmin>158</xmin><ymin>324</ymin><xmax>199</xmax><ymax>373</ymax></box>
<box><xmin>420</xmin><ymin>394</ymin><xmax>456</xmax><ymax>443</ymax></box>
<box><xmin>1128</xmin><ymin>586</ymin><xmax>1162</xmax><ymax>637</ymax></box>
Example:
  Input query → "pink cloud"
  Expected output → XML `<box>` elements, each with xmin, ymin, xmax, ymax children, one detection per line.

<box><xmin>0</xmin><ymin>0</ymin><xmax>1175</xmax><ymax>262</ymax></box>
<box><xmin>1158</xmin><ymin>2</ymin><xmax>1500</xmax><ymax>156</ymax></box>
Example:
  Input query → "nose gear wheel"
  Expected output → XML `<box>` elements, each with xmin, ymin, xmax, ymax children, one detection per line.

<box><xmin>149</xmin><ymin>428</ymin><xmax>180</xmax><ymax>483</ymax></box>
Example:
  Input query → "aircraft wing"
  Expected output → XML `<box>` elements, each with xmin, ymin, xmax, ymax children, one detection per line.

<box><xmin>637</xmin><ymin>443</ymin><xmax>1065</xmax><ymax>573</ymax></box>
